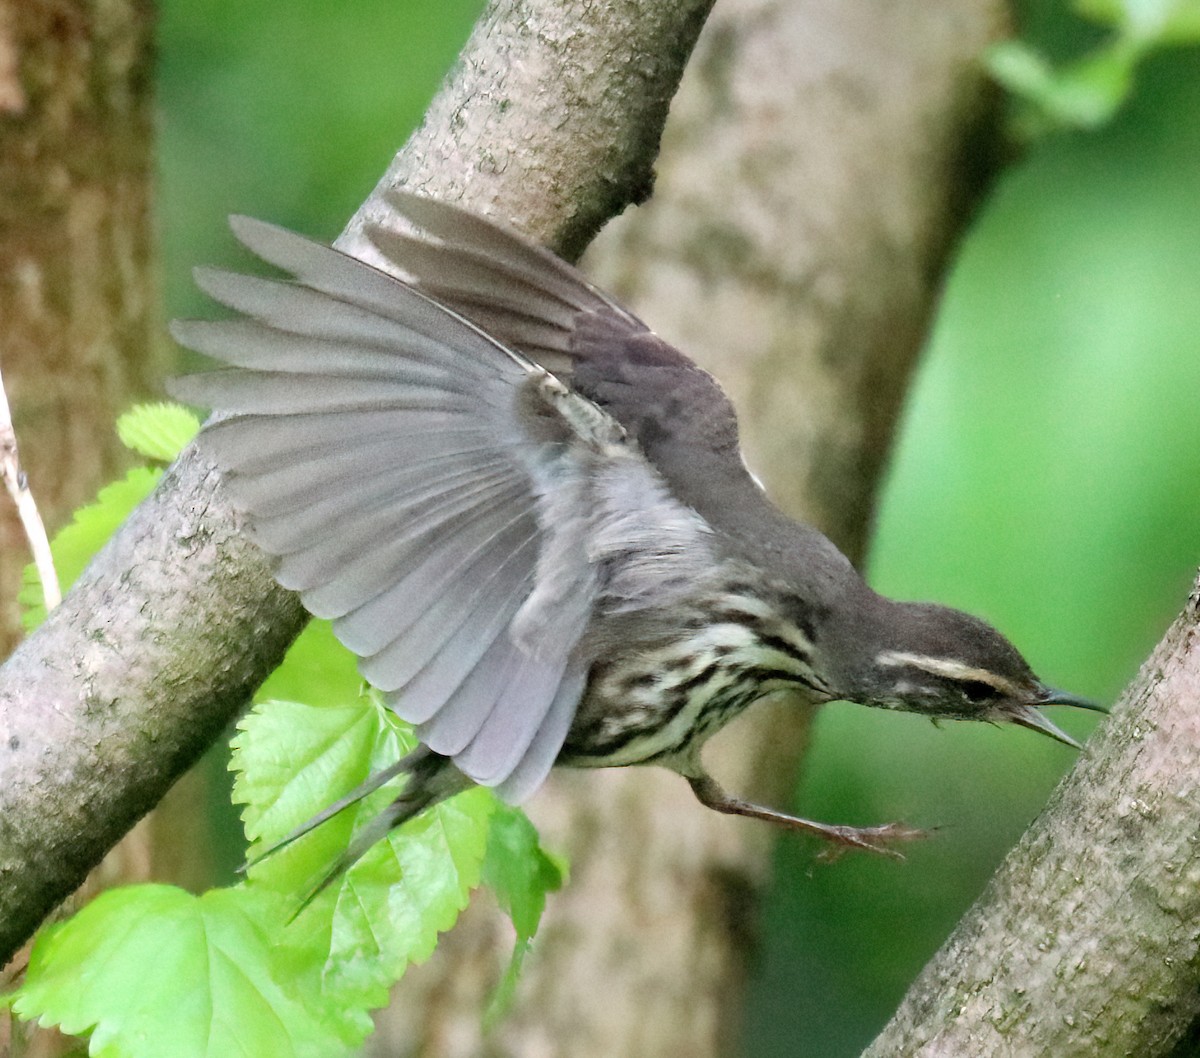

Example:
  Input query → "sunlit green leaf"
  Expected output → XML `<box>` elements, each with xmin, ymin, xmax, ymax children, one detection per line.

<box><xmin>1044</xmin><ymin>45</ymin><xmax>1139</xmax><ymax>126</ymax></box>
<box><xmin>481</xmin><ymin>804</ymin><xmax>566</xmax><ymax>1026</ymax></box>
<box><xmin>1076</xmin><ymin>0</ymin><xmax>1125</xmax><ymax>23</ymax></box>
<box><xmin>12</xmin><ymin>885</ymin><xmax>366</xmax><ymax>1058</ymax></box>
<box><xmin>987</xmin><ymin>41</ymin><xmax>1057</xmax><ymax>102</ymax></box>
<box><xmin>1077</xmin><ymin>0</ymin><xmax>1200</xmax><ymax>40</ymax></box>
<box><xmin>231</xmin><ymin>695</ymin><xmax>494</xmax><ymax>1006</ymax></box>
<box><xmin>990</xmin><ymin>0</ymin><xmax>1200</xmax><ymax>138</ymax></box>
<box><xmin>115</xmin><ymin>403</ymin><xmax>201</xmax><ymax>462</ymax></box>
<box><xmin>484</xmin><ymin>804</ymin><xmax>566</xmax><ymax>942</ymax></box>
<box><xmin>988</xmin><ymin>38</ymin><xmax>1139</xmax><ymax>132</ymax></box>
<box><xmin>257</xmin><ymin>619</ymin><xmax>362</xmax><ymax>709</ymax></box>
<box><xmin>318</xmin><ymin>784</ymin><xmax>494</xmax><ymax>1002</ymax></box>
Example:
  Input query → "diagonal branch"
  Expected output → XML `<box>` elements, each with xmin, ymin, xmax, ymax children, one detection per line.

<box><xmin>863</xmin><ymin>574</ymin><xmax>1200</xmax><ymax>1057</ymax></box>
<box><xmin>0</xmin><ymin>0</ymin><xmax>715</xmax><ymax>966</ymax></box>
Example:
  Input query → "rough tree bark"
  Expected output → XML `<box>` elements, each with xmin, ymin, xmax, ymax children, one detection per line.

<box><xmin>371</xmin><ymin>2</ymin><xmax>1010</xmax><ymax>1055</ymax></box>
<box><xmin>0</xmin><ymin>3</ymin><xmax>196</xmax><ymax>1053</ymax></box>
<box><xmin>863</xmin><ymin>575</ymin><xmax>1200</xmax><ymax>1057</ymax></box>
<box><xmin>0</xmin><ymin>0</ymin><xmax>160</xmax><ymax>654</ymax></box>
<box><xmin>0</xmin><ymin>0</ymin><xmax>715</xmax><ymax>972</ymax></box>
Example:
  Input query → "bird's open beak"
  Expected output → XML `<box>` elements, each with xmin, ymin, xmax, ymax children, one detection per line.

<box><xmin>1005</xmin><ymin>686</ymin><xmax>1108</xmax><ymax>749</ymax></box>
<box><xmin>1006</xmin><ymin>705</ymin><xmax>1083</xmax><ymax>749</ymax></box>
<box><xmin>1037</xmin><ymin>687</ymin><xmax>1109</xmax><ymax>714</ymax></box>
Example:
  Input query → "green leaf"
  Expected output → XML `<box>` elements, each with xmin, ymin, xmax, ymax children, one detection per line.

<box><xmin>1077</xmin><ymin>0</ymin><xmax>1200</xmax><ymax>42</ymax></box>
<box><xmin>11</xmin><ymin>885</ymin><xmax>366</xmax><ymax>1058</ymax></box>
<box><xmin>257</xmin><ymin>619</ymin><xmax>362</xmax><ymax>709</ymax></box>
<box><xmin>231</xmin><ymin>697</ymin><xmax>402</xmax><ymax>865</ymax></box>
<box><xmin>986</xmin><ymin>40</ymin><xmax>1056</xmax><ymax>103</ymax></box>
<box><xmin>987</xmin><ymin>39</ymin><xmax>1139</xmax><ymax>133</ymax></box>
<box><xmin>481</xmin><ymin>804</ymin><xmax>566</xmax><ymax>1026</ymax></box>
<box><xmin>1075</xmin><ymin>0</ymin><xmax>1126</xmax><ymax>24</ymax></box>
<box><xmin>990</xmin><ymin>0</ymin><xmax>1200</xmax><ymax>139</ymax></box>
<box><xmin>231</xmin><ymin>695</ymin><xmax>494</xmax><ymax>1007</ymax></box>
<box><xmin>317</xmin><ymin>783</ymin><xmax>495</xmax><ymax>1003</ymax></box>
<box><xmin>1159</xmin><ymin>1</ymin><xmax>1200</xmax><ymax>41</ymax></box>
<box><xmin>19</xmin><ymin>468</ymin><xmax>162</xmax><ymax>631</ymax></box>
<box><xmin>116</xmin><ymin>402</ymin><xmax>202</xmax><ymax>462</ymax></box>
<box><xmin>483</xmin><ymin>804</ymin><xmax>566</xmax><ymax>942</ymax></box>
<box><xmin>1047</xmin><ymin>45</ymin><xmax>1139</xmax><ymax>126</ymax></box>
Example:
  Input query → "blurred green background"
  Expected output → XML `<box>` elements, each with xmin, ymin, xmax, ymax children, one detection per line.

<box><xmin>157</xmin><ymin>2</ymin><xmax>1200</xmax><ymax>1055</ymax></box>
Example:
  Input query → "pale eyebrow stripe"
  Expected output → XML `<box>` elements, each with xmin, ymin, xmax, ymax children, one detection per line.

<box><xmin>874</xmin><ymin>651</ymin><xmax>1021</xmax><ymax>698</ymax></box>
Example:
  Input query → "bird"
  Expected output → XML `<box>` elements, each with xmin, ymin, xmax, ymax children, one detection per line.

<box><xmin>170</xmin><ymin>191</ymin><xmax>1105</xmax><ymax>887</ymax></box>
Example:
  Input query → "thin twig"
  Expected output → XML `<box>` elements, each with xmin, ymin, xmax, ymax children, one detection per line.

<box><xmin>0</xmin><ymin>358</ymin><xmax>61</xmax><ymax>611</ymax></box>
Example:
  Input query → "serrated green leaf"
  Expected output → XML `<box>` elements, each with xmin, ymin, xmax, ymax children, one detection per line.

<box><xmin>230</xmin><ymin>697</ymin><xmax>401</xmax><ymax>865</ymax></box>
<box><xmin>318</xmin><ymin>784</ymin><xmax>494</xmax><ymax>1002</ymax></box>
<box><xmin>12</xmin><ymin>885</ymin><xmax>367</xmax><ymax>1058</ymax></box>
<box><xmin>231</xmin><ymin>695</ymin><xmax>495</xmax><ymax>1008</ymax></box>
<box><xmin>483</xmin><ymin>805</ymin><xmax>565</xmax><ymax>942</ymax></box>
<box><xmin>116</xmin><ymin>402</ymin><xmax>201</xmax><ymax>462</ymax></box>
<box><xmin>19</xmin><ymin>468</ymin><xmax>162</xmax><ymax>631</ymax></box>
<box><xmin>480</xmin><ymin>805</ymin><xmax>566</xmax><ymax>1027</ymax></box>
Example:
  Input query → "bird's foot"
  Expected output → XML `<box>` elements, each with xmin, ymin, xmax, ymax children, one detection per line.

<box><xmin>686</xmin><ymin>772</ymin><xmax>930</xmax><ymax>860</ymax></box>
<box><xmin>812</xmin><ymin>820</ymin><xmax>931</xmax><ymax>862</ymax></box>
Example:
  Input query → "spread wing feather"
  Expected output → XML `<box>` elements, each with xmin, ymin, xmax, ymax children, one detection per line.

<box><xmin>379</xmin><ymin>191</ymin><xmax>610</xmax><ymax>313</ymax></box>
<box><xmin>171</xmin><ymin>219</ymin><xmax>593</xmax><ymax>796</ymax></box>
<box><xmin>171</xmin><ymin>203</ymin><xmax>715</xmax><ymax>805</ymax></box>
<box><xmin>366</xmin><ymin>530</ymin><xmax>541</xmax><ymax>713</ymax></box>
<box><xmin>368</xmin><ymin>228</ymin><xmax>582</xmax><ymax>328</ymax></box>
<box><xmin>187</xmin><ymin>269</ymin><xmax>500</xmax><ymax>383</ymax></box>
<box><xmin>222</xmin><ymin>449</ymin><xmax>511</xmax><ymax>525</ymax></box>
<box><xmin>317</xmin><ymin>492</ymin><xmax>531</xmax><ymax>647</ymax></box>
<box><xmin>170</xmin><ymin>319</ymin><xmax>478</xmax><ymax>388</ymax></box>
<box><xmin>368</xmin><ymin>190</ymin><xmax>647</xmax><ymax>369</ymax></box>
<box><xmin>187</xmin><ymin>411</ymin><xmax>494</xmax><ymax>472</ymax></box>
<box><xmin>173</xmin><ymin>367</ymin><xmax>482</xmax><ymax>416</ymax></box>
<box><xmin>274</xmin><ymin>474</ymin><xmax>523</xmax><ymax>600</ymax></box>
<box><xmin>495</xmin><ymin>664</ymin><xmax>589</xmax><ymax>802</ymax></box>
<box><xmin>454</xmin><ymin>657</ymin><xmax>571</xmax><ymax>785</ymax></box>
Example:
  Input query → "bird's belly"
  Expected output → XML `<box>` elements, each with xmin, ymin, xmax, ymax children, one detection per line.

<box><xmin>558</xmin><ymin>618</ymin><xmax>822</xmax><ymax>769</ymax></box>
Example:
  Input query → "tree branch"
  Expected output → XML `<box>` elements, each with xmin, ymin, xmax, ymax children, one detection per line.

<box><xmin>0</xmin><ymin>0</ymin><xmax>715</xmax><ymax>966</ymax></box>
<box><xmin>864</xmin><ymin>573</ymin><xmax>1200</xmax><ymax>1057</ymax></box>
<box><xmin>0</xmin><ymin>358</ymin><xmax>60</xmax><ymax>612</ymax></box>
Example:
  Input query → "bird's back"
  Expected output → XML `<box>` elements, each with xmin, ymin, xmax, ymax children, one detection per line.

<box><xmin>376</xmin><ymin>197</ymin><xmax>864</xmax><ymax>762</ymax></box>
<box><xmin>382</xmin><ymin>195</ymin><xmax>859</xmax><ymax>607</ymax></box>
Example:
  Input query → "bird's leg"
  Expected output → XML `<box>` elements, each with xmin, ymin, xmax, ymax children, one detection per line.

<box><xmin>685</xmin><ymin>771</ymin><xmax>928</xmax><ymax>860</ymax></box>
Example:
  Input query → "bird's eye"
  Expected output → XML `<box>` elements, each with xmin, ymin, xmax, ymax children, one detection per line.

<box><xmin>960</xmin><ymin>680</ymin><xmax>995</xmax><ymax>703</ymax></box>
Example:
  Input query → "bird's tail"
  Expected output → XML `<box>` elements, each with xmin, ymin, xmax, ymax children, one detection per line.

<box><xmin>242</xmin><ymin>746</ymin><xmax>470</xmax><ymax>918</ymax></box>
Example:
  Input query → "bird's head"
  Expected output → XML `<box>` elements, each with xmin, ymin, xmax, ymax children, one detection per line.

<box><xmin>835</xmin><ymin>600</ymin><xmax>1105</xmax><ymax>747</ymax></box>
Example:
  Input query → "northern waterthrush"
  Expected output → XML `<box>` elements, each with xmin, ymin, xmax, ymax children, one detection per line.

<box><xmin>171</xmin><ymin>193</ymin><xmax>1104</xmax><ymax>884</ymax></box>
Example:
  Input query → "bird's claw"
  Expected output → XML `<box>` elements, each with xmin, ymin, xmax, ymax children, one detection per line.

<box><xmin>814</xmin><ymin>821</ymin><xmax>931</xmax><ymax>862</ymax></box>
